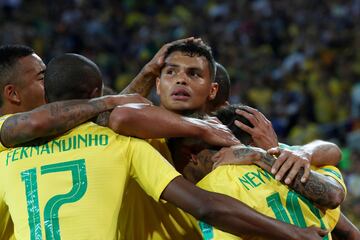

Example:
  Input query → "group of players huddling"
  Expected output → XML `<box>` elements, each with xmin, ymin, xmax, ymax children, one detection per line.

<box><xmin>0</xmin><ymin>38</ymin><xmax>359</xmax><ymax>240</ymax></box>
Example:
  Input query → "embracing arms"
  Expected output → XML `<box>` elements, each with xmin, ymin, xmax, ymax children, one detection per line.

<box><xmin>212</xmin><ymin>146</ymin><xmax>345</xmax><ymax>209</ymax></box>
<box><xmin>0</xmin><ymin>94</ymin><xmax>149</xmax><ymax>147</ymax></box>
<box><xmin>109</xmin><ymin>103</ymin><xmax>239</xmax><ymax>146</ymax></box>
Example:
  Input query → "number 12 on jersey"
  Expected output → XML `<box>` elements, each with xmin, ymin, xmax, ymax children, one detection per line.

<box><xmin>21</xmin><ymin>159</ymin><xmax>87</xmax><ymax>240</ymax></box>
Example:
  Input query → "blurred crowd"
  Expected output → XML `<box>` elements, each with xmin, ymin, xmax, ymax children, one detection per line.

<box><xmin>1</xmin><ymin>0</ymin><xmax>359</xmax><ymax>226</ymax></box>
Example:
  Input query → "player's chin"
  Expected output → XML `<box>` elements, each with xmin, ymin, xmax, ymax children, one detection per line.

<box><xmin>167</xmin><ymin>102</ymin><xmax>194</xmax><ymax>112</ymax></box>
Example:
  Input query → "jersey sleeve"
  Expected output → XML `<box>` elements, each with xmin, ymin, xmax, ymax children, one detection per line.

<box><xmin>315</xmin><ymin>165</ymin><xmax>347</xmax><ymax>196</ymax></box>
<box><xmin>314</xmin><ymin>165</ymin><xmax>346</xmax><ymax>230</ymax></box>
<box><xmin>0</xmin><ymin>114</ymin><xmax>12</xmax><ymax>152</ymax></box>
<box><xmin>127</xmin><ymin>137</ymin><xmax>181</xmax><ymax>202</ymax></box>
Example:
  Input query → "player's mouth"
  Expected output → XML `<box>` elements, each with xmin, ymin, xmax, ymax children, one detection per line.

<box><xmin>171</xmin><ymin>88</ymin><xmax>191</xmax><ymax>101</ymax></box>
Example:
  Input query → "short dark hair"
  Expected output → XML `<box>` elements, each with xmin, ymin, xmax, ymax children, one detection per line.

<box><xmin>0</xmin><ymin>45</ymin><xmax>34</xmax><ymax>105</ymax></box>
<box><xmin>209</xmin><ymin>62</ymin><xmax>230</xmax><ymax>110</ymax></box>
<box><xmin>44</xmin><ymin>53</ymin><xmax>102</xmax><ymax>102</ymax></box>
<box><xmin>164</xmin><ymin>41</ymin><xmax>216</xmax><ymax>82</ymax></box>
<box><xmin>214</xmin><ymin>104</ymin><xmax>254</xmax><ymax>145</ymax></box>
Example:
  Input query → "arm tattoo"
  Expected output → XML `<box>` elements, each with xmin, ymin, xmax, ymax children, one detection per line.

<box><xmin>232</xmin><ymin>147</ymin><xmax>344</xmax><ymax>209</ymax></box>
<box><xmin>290</xmin><ymin>169</ymin><xmax>344</xmax><ymax>209</ymax></box>
<box><xmin>96</xmin><ymin>111</ymin><xmax>111</xmax><ymax>127</ymax></box>
<box><xmin>1</xmin><ymin>99</ymin><xmax>109</xmax><ymax>147</ymax></box>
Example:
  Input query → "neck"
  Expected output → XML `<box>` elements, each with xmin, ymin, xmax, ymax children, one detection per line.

<box><xmin>1</xmin><ymin>103</ymin><xmax>24</xmax><ymax>115</ymax></box>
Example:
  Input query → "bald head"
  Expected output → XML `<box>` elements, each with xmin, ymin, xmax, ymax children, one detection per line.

<box><xmin>44</xmin><ymin>53</ymin><xmax>102</xmax><ymax>103</ymax></box>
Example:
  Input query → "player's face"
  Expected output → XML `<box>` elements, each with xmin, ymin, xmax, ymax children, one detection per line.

<box><xmin>16</xmin><ymin>54</ymin><xmax>46</xmax><ymax>110</ymax></box>
<box><xmin>182</xmin><ymin>149</ymin><xmax>215</xmax><ymax>183</ymax></box>
<box><xmin>156</xmin><ymin>51</ymin><xmax>218</xmax><ymax>114</ymax></box>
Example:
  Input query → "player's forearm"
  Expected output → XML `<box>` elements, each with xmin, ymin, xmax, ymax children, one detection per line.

<box><xmin>259</xmin><ymin>152</ymin><xmax>345</xmax><ymax>209</ymax></box>
<box><xmin>232</xmin><ymin>147</ymin><xmax>345</xmax><ymax>208</ymax></box>
<box><xmin>0</xmin><ymin>96</ymin><xmax>117</xmax><ymax>147</ymax></box>
<box><xmin>108</xmin><ymin>104</ymin><xmax>205</xmax><ymax>139</ymax></box>
<box><xmin>302</xmin><ymin>140</ymin><xmax>342</xmax><ymax>166</ymax></box>
<box><xmin>120</xmin><ymin>68</ymin><xmax>156</xmax><ymax>97</ymax></box>
<box><xmin>332</xmin><ymin>212</ymin><xmax>360</xmax><ymax>240</ymax></box>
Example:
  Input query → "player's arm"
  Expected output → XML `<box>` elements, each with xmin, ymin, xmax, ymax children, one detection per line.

<box><xmin>0</xmin><ymin>94</ymin><xmax>149</xmax><ymax>147</ymax></box>
<box><xmin>121</xmin><ymin>37</ymin><xmax>203</xmax><ymax>96</ymax></box>
<box><xmin>130</xmin><ymin>139</ymin><xmax>326</xmax><ymax>240</ymax></box>
<box><xmin>213</xmin><ymin>146</ymin><xmax>345</xmax><ymax>209</ymax></box>
<box><xmin>161</xmin><ymin>176</ymin><xmax>327</xmax><ymax>240</ymax></box>
<box><xmin>300</xmin><ymin>140</ymin><xmax>341</xmax><ymax>166</ymax></box>
<box><xmin>109</xmin><ymin>103</ymin><xmax>239</xmax><ymax>146</ymax></box>
<box><xmin>332</xmin><ymin>212</ymin><xmax>360</xmax><ymax>240</ymax></box>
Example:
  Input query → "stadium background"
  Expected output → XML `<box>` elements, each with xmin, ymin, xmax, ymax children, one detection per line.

<box><xmin>0</xmin><ymin>0</ymin><xmax>359</xmax><ymax>227</ymax></box>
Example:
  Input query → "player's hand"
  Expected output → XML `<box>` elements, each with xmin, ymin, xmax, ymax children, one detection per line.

<box><xmin>292</xmin><ymin>226</ymin><xmax>328</xmax><ymax>240</ymax></box>
<box><xmin>200</xmin><ymin>118</ymin><xmax>240</xmax><ymax>147</ymax></box>
<box><xmin>234</xmin><ymin>106</ymin><xmax>278</xmax><ymax>150</ymax></box>
<box><xmin>142</xmin><ymin>37</ymin><xmax>203</xmax><ymax>76</ymax></box>
<box><xmin>268</xmin><ymin>147</ymin><xmax>311</xmax><ymax>184</ymax></box>
<box><xmin>211</xmin><ymin>145</ymin><xmax>264</xmax><ymax>169</ymax></box>
<box><xmin>110</xmin><ymin>93</ymin><xmax>152</xmax><ymax>107</ymax></box>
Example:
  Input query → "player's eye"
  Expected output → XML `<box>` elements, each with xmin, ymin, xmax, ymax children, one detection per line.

<box><xmin>166</xmin><ymin>69</ymin><xmax>175</xmax><ymax>75</ymax></box>
<box><xmin>189</xmin><ymin>70</ymin><xmax>201</xmax><ymax>78</ymax></box>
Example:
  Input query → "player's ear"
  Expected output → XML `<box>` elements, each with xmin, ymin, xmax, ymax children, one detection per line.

<box><xmin>3</xmin><ymin>84</ymin><xmax>21</xmax><ymax>104</ymax></box>
<box><xmin>208</xmin><ymin>82</ymin><xmax>218</xmax><ymax>100</ymax></box>
<box><xmin>90</xmin><ymin>87</ymin><xmax>102</xmax><ymax>98</ymax></box>
<box><xmin>190</xmin><ymin>154</ymin><xmax>198</xmax><ymax>165</ymax></box>
<box><xmin>155</xmin><ymin>77</ymin><xmax>161</xmax><ymax>96</ymax></box>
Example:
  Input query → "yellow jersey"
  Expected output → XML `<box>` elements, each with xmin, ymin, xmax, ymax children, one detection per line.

<box><xmin>118</xmin><ymin>138</ymin><xmax>201</xmax><ymax>240</ymax></box>
<box><xmin>0</xmin><ymin>114</ymin><xmax>15</xmax><ymax>240</ymax></box>
<box><xmin>0</xmin><ymin>122</ymin><xmax>180</xmax><ymax>240</ymax></box>
<box><xmin>195</xmin><ymin>165</ymin><xmax>346</xmax><ymax>240</ymax></box>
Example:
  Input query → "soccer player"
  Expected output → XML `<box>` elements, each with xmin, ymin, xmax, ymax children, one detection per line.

<box><xmin>0</xmin><ymin>44</ymin><xmax>152</xmax><ymax>240</ymax></box>
<box><xmin>168</xmin><ymin>104</ymin><xmax>346</xmax><ymax>239</ymax></box>
<box><xmin>0</xmin><ymin>53</ymin><xmax>327</xmax><ymax>239</ymax></box>
<box><xmin>108</xmin><ymin>39</ymin><xmax>353</xmax><ymax>239</ymax></box>
<box><xmin>0</xmin><ymin>43</ymin><xmax>237</xmax><ymax>240</ymax></box>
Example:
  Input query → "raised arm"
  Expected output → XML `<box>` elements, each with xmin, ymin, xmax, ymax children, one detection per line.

<box><xmin>162</xmin><ymin>176</ymin><xmax>327</xmax><ymax>240</ymax></box>
<box><xmin>121</xmin><ymin>37</ymin><xmax>203</xmax><ymax>96</ymax></box>
<box><xmin>109</xmin><ymin>103</ymin><xmax>239</xmax><ymax>147</ymax></box>
<box><xmin>212</xmin><ymin>146</ymin><xmax>345</xmax><ymax>209</ymax></box>
<box><xmin>0</xmin><ymin>94</ymin><xmax>149</xmax><ymax>147</ymax></box>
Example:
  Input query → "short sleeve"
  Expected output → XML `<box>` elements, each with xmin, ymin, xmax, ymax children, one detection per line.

<box><xmin>127</xmin><ymin>137</ymin><xmax>181</xmax><ymax>201</ymax></box>
<box><xmin>315</xmin><ymin>165</ymin><xmax>347</xmax><ymax>196</ymax></box>
<box><xmin>0</xmin><ymin>114</ymin><xmax>12</xmax><ymax>152</ymax></box>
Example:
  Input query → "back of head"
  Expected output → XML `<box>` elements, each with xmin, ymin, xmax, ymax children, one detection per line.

<box><xmin>164</xmin><ymin>41</ymin><xmax>216</xmax><ymax>82</ymax></box>
<box><xmin>0</xmin><ymin>45</ymin><xmax>34</xmax><ymax>105</ymax></box>
<box><xmin>44</xmin><ymin>53</ymin><xmax>102</xmax><ymax>102</ymax></box>
<box><xmin>214</xmin><ymin>104</ymin><xmax>254</xmax><ymax>145</ymax></box>
<box><xmin>208</xmin><ymin>62</ymin><xmax>230</xmax><ymax>111</ymax></box>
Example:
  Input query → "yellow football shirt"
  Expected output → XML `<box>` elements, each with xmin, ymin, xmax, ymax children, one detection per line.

<box><xmin>0</xmin><ymin>114</ymin><xmax>15</xmax><ymax>240</ymax></box>
<box><xmin>0</xmin><ymin>122</ymin><xmax>180</xmax><ymax>240</ymax></box>
<box><xmin>118</xmin><ymin>138</ymin><xmax>201</xmax><ymax>240</ymax></box>
<box><xmin>195</xmin><ymin>165</ymin><xmax>345</xmax><ymax>240</ymax></box>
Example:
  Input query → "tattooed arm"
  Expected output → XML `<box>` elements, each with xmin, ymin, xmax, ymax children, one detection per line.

<box><xmin>0</xmin><ymin>94</ymin><xmax>150</xmax><ymax>147</ymax></box>
<box><xmin>212</xmin><ymin>146</ymin><xmax>345</xmax><ymax>209</ymax></box>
